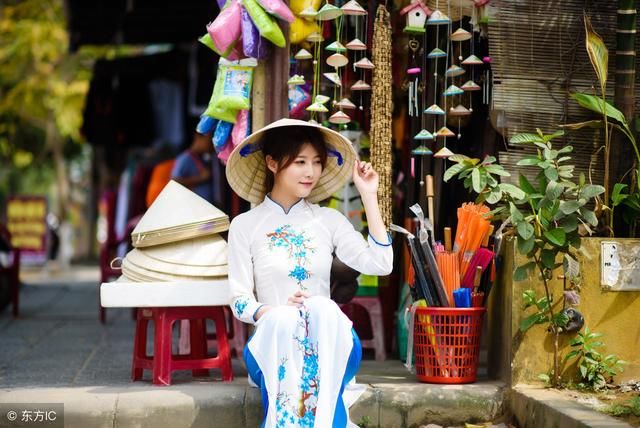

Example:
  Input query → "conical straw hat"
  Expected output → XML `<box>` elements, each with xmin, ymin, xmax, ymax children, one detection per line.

<box><xmin>326</xmin><ymin>53</ymin><xmax>349</xmax><ymax>68</ymax></box>
<box><xmin>126</xmin><ymin>249</ymin><xmax>228</xmax><ymax>277</ymax></box>
<box><xmin>424</xmin><ymin>104</ymin><xmax>445</xmax><ymax>115</ymax></box>
<box><xmin>326</xmin><ymin>41</ymin><xmax>347</xmax><ymax>52</ymax></box>
<box><xmin>414</xmin><ymin>129</ymin><xmax>434</xmax><ymax>140</ymax></box>
<box><xmin>131</xmin><ymin>181</ymin><xmax>229</xmax><ymax>246</ymax></box>
<box><xmin>336</xmin><ymin>98</ymin><xmax>356</xmax><ymax>109</ymax></box>
<box><xmin>451</xmin><ymin>28</ymin><xmax>471</xmax><ymax>41</ymax></box>
<box><xmin>461</xmin><ymin>80</ymin><xmax>481</xmax><ymax>91</ymax></box>
<box><xmin>346</xmin><ymin>38</ymin><xmax>367</xmax><ymax>50</ymax></box>
<box><xmin>306</xmin><ymin>102</ymin><xmax>329</xmax><ymax>112</ymax></box>
<box><xmin>133</xmin><ymin>234</ymin><xmax>228</xmax><ymax>267</ymax></box>
<box><xmin>427</xmin><ymin>48</ymin><xmax>446</xmax><ymax>58</ymax></box>
<box><xmin>316</xmin><ymin>4</ymin><xmax>343</xmax><ymax>20</ymax></box>
<box><xmin>294</xmin><ymin>48</ymin><xmax>313</xmax><ymax>60</ymax></box>
<box><xmin>323</xmin><ymin>72</ymin><xmax>342</xmax><ymax>86</ymax></box>
<box><xmin>350</xmin><ymin>80</ymin><xmax>371</xmax><ymax>90</ymax></box>
<box><xmin>225</xmin><ymin>118</ymin><xmax>358</xmax><ymax>204</ymax></box>
<box><xmin>449</xmin><ymin>104</ymin><xmax>471</xmax><ymax>116</ymax></box>
<box><xmin>411</xmin><ymin>145</ymin><xmax>433</xmax><ymax>156</ymax></box>
<box><xmin>445</xmin><ymin>65</ymin><xmax>465</xmax><ymax>77</ymax></box>
<box><xmin>122</xmin><ymin>258</ymin><xmax>226</xmax><ymax>282</ymax></box>
<box><xmin>436</xmin><ymin>126</ymin><xmax>455</xmax><ymax>138</ymax></box>
<box><xmin>444</xmin><ymin>85</ymin><xmax>464</xmax><ymax>96</ymax></box>
<box><xmin>462</xmin><ymin>54</ymin><xmax>483</xmax><ymax>65</ymax></box>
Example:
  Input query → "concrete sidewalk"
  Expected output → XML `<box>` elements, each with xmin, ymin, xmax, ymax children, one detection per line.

<box><xmin>0</xmin><ymin>266</ymin><xmax>505</xmax><ymax>427</ymax></box>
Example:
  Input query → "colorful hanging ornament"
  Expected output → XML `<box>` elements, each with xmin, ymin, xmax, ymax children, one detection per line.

<box><xmin>316</xmin><ymin>3</ymin><xmax>343</xmax><ymax>20</ymax></box>
<box><xmin>329</xmin><ymin>110</ymin><xmax>351</xmax><ymax>124</ymax></box>
<box><xmin>427</xmin><ymin>9</ymin><xmax>450</xmax><ymax>25</ymax></box>
<box><xmin>354</xmin><ymin>57</ymin><xmax>374</xmax><ymax>69</ymax></box>
<box><xmin>346</xmin><ymin>38</ymin><xmax>367</xmax><ymax>50</ymax></box>
<box><xmin>326</xmin><ymin>41</ymin><xmax>347</xmax><ymax>52</ymax></box>
<box><xmin>444</xmin><ymin>84</ymin><xmax>464</xmax><ymax>96</ymax></box>
<box><xmin>327</xmin><ymin>53</ymin><xmax>349</xmax><ymax>67</ymax></box>
<box><xmin>336</xmin><ymin>98</ymin><xmax>356</xmax><ymax>109</ymax></box>
<box><xmin>434</xmin><ymin>146</ymin><xmax>454</xmax><ymax>158</ymax></box>
<box><xmin>400</xmin><ymin>0</ymin><xmax>432</xmax><ymax>34</ymax></box>
<box><xmin>294</xmin><ymin>48</ymin><xmax>313</xmax><ymax>60</ymax></box>
<box><xmin>341</xmin><ymin>0</ymin><xmax>367</xmax><ymax>15</ymax></box>
<box><xmin>445</xmin><ymin>65</ymin><xmax>465</xmax><ymax>77</ymax></box>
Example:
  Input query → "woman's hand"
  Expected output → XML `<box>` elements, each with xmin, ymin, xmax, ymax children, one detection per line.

<box><xmin>287</xmin><ymin>290</ymin><xmax>310</xmax><ymax>307</ymax></box>
<box><xmin>352</xmin><ymin>160</ymin><xmax>379</xmax><ymax>196</ymax></box>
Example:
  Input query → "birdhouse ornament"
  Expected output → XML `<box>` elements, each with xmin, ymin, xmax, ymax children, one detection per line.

<box><xmin>400</xmin><ymin>0</ymin><xmax>432</xmax><ymax>34</ymax></box>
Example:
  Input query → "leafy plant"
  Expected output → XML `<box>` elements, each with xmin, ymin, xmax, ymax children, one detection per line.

<box><xmin>560</xmin><ymin>17</ymin><xmax>640</xmax><ymax>236</ymax></box>
<box><xmin>444</xmin><ymin>128</ymin><xmax>605</xmax><ymax>387</ymax></box>
<box><xmin>606</xmin><ymin>396</ymin><xmax>640</xmax><ymax>418</ymax></box>
<box><xmin>563</xmin><ymin>327</ymin><xmax>626</xmax><ymax>391</ymax></box>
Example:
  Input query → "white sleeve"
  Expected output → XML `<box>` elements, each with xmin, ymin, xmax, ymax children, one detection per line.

<box><xmin>331</xmin><ymin>209</ymin><xmax>393</xmax><ymax>276</ymax></box>
<box><xmin>227</xmin><ymin>217</ymin><xmax>263</xmax><ymax>324</ymax></box>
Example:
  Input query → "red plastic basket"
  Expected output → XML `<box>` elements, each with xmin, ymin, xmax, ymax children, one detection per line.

<box><xmin>413</xmin><ymin>307</ymin><xmax>485</xmax><ymax>384</ymax></box>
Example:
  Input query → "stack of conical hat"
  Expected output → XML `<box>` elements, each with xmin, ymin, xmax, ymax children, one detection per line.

<box><xmin>120</xmin><ymin>180</ymin><xmax>229</xmax><ymax>282</ymax></box>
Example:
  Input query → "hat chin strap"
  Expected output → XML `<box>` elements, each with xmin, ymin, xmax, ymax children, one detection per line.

<box><xmin>326</xmin><ymin>146</ymin><xmax>343</xmax><ymax>166</ymax></box>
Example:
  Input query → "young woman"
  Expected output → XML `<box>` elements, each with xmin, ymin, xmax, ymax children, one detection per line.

<box><xmin>225</xmin><ymin>118</ymin><xmax>393</xmax><ymax>428</ymax></box>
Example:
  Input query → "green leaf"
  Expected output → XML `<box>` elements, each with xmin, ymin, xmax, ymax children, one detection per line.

<box><xmin>485</xmin><ymin>165</ymin><xmax>511</xmax><ymax>176</ymax></box>
<box><xmin>572</xmin><ymin>93</ymin><xmax>626</xmax><ymax>124</ymax></box>
<box><xmin>510</xmin><ymin>133</ymin><xmax>544</xmax><ymax>144</ymax></box>
<box><xmin>559</xmin><ymin>120</ymin><xmax>603</xmax><ymax>131</ymax></box>
<box><xmin>544</xmin><ymin>228</ymin><xmax>566</xmax><ymax>246</ymax></box>
<box><xmin>580</xmin><ymin>364</ymin><xmax>587</xmax><ymax>379</ymax></box>
<box><xmin>545</xmin><ymin>181</ymin><xmax>563</xmax><ymax>200</ymax></box>
<box><xmin>520</xmin><ymin>313</ymin><xmax>545</xmax><ymax>332</ymax></box>
<box><xmin>499</xmin><ymin>183</ymin><xmax>526</xmax><ymax>200</ymax></box>
<box><xmin>517</xmin><ymin>235</ymin><xmax>535</xmax><ymax>255</ymax></box>
<box><xmin>580</xmin><ymin>207</ymin><xmax>598</xmax><ymax>227</ymax></box>
<box><xmin>544</xmin><ymin>167</ymin><xmax>559</xmax><ymax>181</ymax></box>
<box><xmin>611</xmin><ymin>183</ymin><xmax>628</xmax><ymax>206</ymax></box>
<box><xmin>581</xmin><ymin>184</ymin><xmax>606</xmax><ymax>200</ymax></box>
<box><xmin>563</xmin><ymin>350</ymin><xmax>580</xmax><ymax>362</ymax></box>
<box><xmin>522</xmin><ymin>289</ymin><xmax>537</xmax><ymax>308</ymax></box>
<box><xmin>542</xmin><ymin>130</ymin><xmax>565</xmax><ymax>142</ymax></box>
<box><xmin>510</xmin><ymin>202</ymin><xmax>524</xmax><ymax>222</ymax></box>
<box><xmin>513</xmin><ymin>261</ymin><xmax>536</xmax><ymax>281</ymax></box>
<box><xmin>517</xmin><ymin>221</ymin><xmax>534</xmax><ymax>240</ymax></box>
<box><xmin>541</xmin><ymin>249</ymin><xmax>556</xmax><ymax>269</ymax></box>
<box><xmin>519</xmin><ymin>174</ymin><xmax>537</xmax><ymax>195</ymax></box>
<box><xmin>584</xmin><ymin>16</ymin><xmax>608</xmax><ymax>94</ymax></box>
<box><xmin>472</xmin><ymin>168</ymin><xmax>482</xmax><ymax>193</ymax></box>
<box><xmin>444</xmin><ymin>163</ymin><xmax>467</xmax><ymax>182</ymax></box>
<box><xmin>516</xmin><ymin>157</ymin><xmax>542</xmax><ymax>167</ymax></box>
<box><xmin>560</xmin><ymin>216</ymin><xmax>578</xmax><ymax>233</ymax></box>
<box><xmin>485</xmin><ymin>189</ymin><xmax>503</xmax><ymax>205</ymax></box>
<box><xmin>560</xmin><ymin>200</ymin><xmax>581</xmax><ymax>215</ymax></box>
<box><xmin>448</xmin><ymin>154</ymin><xmax>471</xmax><ymax>163</ymax></box>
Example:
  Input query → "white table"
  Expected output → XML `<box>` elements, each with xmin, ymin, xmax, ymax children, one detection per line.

<box><xmin>100</xmin><ymin>277</ymin><xmax>231</xmax><ymax>308</ymax></box>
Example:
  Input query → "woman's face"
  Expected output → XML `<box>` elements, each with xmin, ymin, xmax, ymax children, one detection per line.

<box><xmin>269</xmin><ymin>143</ymin><xmax>323</xmax><ymax>199</ymax></box>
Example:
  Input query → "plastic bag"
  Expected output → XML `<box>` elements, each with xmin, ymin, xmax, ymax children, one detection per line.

<box><xmin>288</xmin><ymin>84</ymin><xmax>311</xmax><ymax>119</ymax></box>
<box><xmin>217</xmin><ymin>64</ymin><xmax>254</xmax><ymax>110</ymax></box>
<box><xmin>256</xmin><ymin>0</ymin><xmax>295</xmax><ymax>22</ymax></box>
<box><xmin>212</xmin><ymin>120</ymin><xmax>234</xmax><ymax>152</ymax></box>
<box><xmin>207</xmin><ymin>0</ymin><xmax>242</xmax><ymax>57</ymax></box>
<box><xmin>204</xmin><ymin>66</ymin><xmax>240</xmax><ymax>123</ymax></box>
<box><xmin>289</xmin><ymin>0</ymin><xmax>322</xmax><ymax>15</ymax></box>
<box><xmin>241</xmin><ymin>9</ymin><xmax>270</xmax><ymax>59</ymax></box>
<box><xmin>242</xmin><ymin>0</ymin><xmax>286</xmax><ymax>48</ymax></box>
<box><xmin>231</xmin><ymin>110</ymin><xmax>251</xmax><ymax>147</ymax></box>
<box><xmin>290</xmin><ymin>16</ymin><xmax>320</xmax><ymax>44</ymax></box>
<box><xmin>196</xmin><ymin>115</ymin><xmax>218</xmax><ymax>134</ymax></box>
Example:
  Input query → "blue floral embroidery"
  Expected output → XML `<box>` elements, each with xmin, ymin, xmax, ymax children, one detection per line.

<box><xmin>267</xmin><ymin>225</ymin><xmax>315</xmax><ymax>290</ymax></box>
<box><xmin>234</xmin><ymin>298</ymin><xmax>248</xmax><ymax>316</ymax></box>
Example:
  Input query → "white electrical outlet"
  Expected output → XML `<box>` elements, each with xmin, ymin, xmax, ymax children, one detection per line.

<box><xmin>601</xmin><ymin>241</ymin><xmax>621</xmax><ymax>287</ymax></box>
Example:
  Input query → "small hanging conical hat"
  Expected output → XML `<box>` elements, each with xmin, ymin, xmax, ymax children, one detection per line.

<box><xmin>134</xmin><ymin>234</ymin><xmax>228</xmax><ymax>267</ymax></box>
<box><xmin>341</xmin><ymin>0</ymin><xmax>367</xmax><ymax>15</ymax></box>
<box><xmin>294</xmin><ymin>48</ymin><xmax>313</xmax><ymax>60</ymax></box>
<box><xmin>434</xmin><ymin>146</ymin><xmax>455</xmax><ymax>158</ymax></box>
<box><xmin>336</xmin><ymin>98</ymin><xmax>356</xmax><ymax>109</ymax></box>
<box><xmin>306</xmin><ymin>102</ymin><xmax>329</xmax><ymax>112</ymax></box>
<box><xmin>326</xmin><ymin>41</ymin><xmax>347</xmax><ymax>52</ymax></box>
<box><xmin>299</xmin><ymin>6</ymin><xmax>318</xmax><ymax>19</ymax></box>
<box><xmin>411</xmin><ymin>145</ymin><xmax>433</xmax><ymax>156</ymax></box>
<box><xmin>449</xmin><ymin>105</ymin><xmax>471</xmax><ymax>116</ymax></box>
<box><xmin>436</xmin><ymin>126</ymin><xmax>455</xmax><ymax>138</ymax></box>
<box><xmin>424</xmin><ymin>104</ymin><xmax>445</xmax><ymax>115</ymax></box>
<box><xmin>461</xmin><ymin>80</ymin><xmax>481</xmax><ymax>91</ymax></box>
<box><xmin>414</xmin><ymin>129</ymin><xmax>434</xmax><ymax>140</ymax></box>
<box><xmin>323</xmin><ymin>72</ymin><xmax>342</xmax><ymax>86</ymax></box>
<box><xmin>445</xmin><ymin>65</ymin><xmax>465</xmax><ymax>77</ymax></box>
<box><xmin>122</xmin><ymin>258</ymin><xmax>225</xmax><ymax>282</ymax></box>
<box><xmin>346</xmin><ymin>38</ymin><xmax>367</xmax><ymax>50</ymax></box>
<box><xmin>451</xmin><ymin>28</ymin><xmax>472</xmax><ymax>42</ymax></box>
<box><xmin>354</xmin><ymin>57</ymin><xmax>374</xmax><ymax>69</ymax></box>
<box><xmin>288</xmin><ymin>74</ymin><xmax>306</xmax><ymax>85</ymax></box>
<box><xmin>306</xmin><ymin>32</ymin><xmax>324</xmax><ymax>43</ymax></box>
<box><xmin>131</xmin><ymin>181</ymin><xmax>229</xmax><ymax>246</ymax></box>
<box><xmin>427</xmin><ymin>10</ymin><xmax>450</xmax><ymax>25</ymax></box>
<box><xmin>427</xmin><ymin>48</ymin><xmax>447</xmax><ymax>59</ymax></box>
<box><xmin>327</xmin><ymin>53</ymin><xmax>349</xmax><ymax>68</ymax></box>
<box><xmin>444</xmin><ymin>85</ymin><xmax>464</xmax><ymax>96</ymax></box>
<box><xmin>315</xmin><ymin>94</ymin><xmax>331</xmax><ymax>104</ymax></box>
<box><xmin>462</xmin><ymin>54</ymin><xmax>483</xmax><ymax>65</ymax></box>
<box><xmin>316</xmin><ymin>3</ymin><xmax>343</xmax><ymax>20</ymax></box>
<box><xmin>329</xmin><ymin>111</ymin><xmax>351</xmax><ymax>124</ymax></box>
<box><xmin>351</xmin><ymin>80</ymin><xmax>371</xmax><ymax>90</ymax></box>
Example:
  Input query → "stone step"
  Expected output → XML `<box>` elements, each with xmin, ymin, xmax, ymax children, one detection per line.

<box><xmin>2</xmin><ymin>362</ymin><xmax>506</xmax><ymax>428</ymax></box>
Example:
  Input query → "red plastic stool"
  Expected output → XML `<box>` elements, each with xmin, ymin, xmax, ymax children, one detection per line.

<box><xmin>340</xmin><ymin>296</ymin><xmax>386</xmax><ymax>361</ymax></box>
<box><xmin>131</xmin><ymin>306</ymin><xmax>233</xmax><ymax>386</ymax></box>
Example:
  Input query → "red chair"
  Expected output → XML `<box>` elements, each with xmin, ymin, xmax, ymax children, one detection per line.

<box><xmin>0</xmin><ymin>224</ymin><xmax>20</xmax><ymax>318</ymax></box>
<box><xmin>131</xmin><ymin>306</ymin><xmax>233</xmax><ymax>386</ymax></box>
<box><xmin>340</xmin><ymin>296</ymin><xmax>387</xmax><ymax>361</ymax></box>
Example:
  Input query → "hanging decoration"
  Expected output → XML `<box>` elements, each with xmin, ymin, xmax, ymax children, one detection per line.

<box><xmin>370</xmin><ymin>4</ymin><xmax>393</xmax><ymax>228</ymax></box>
